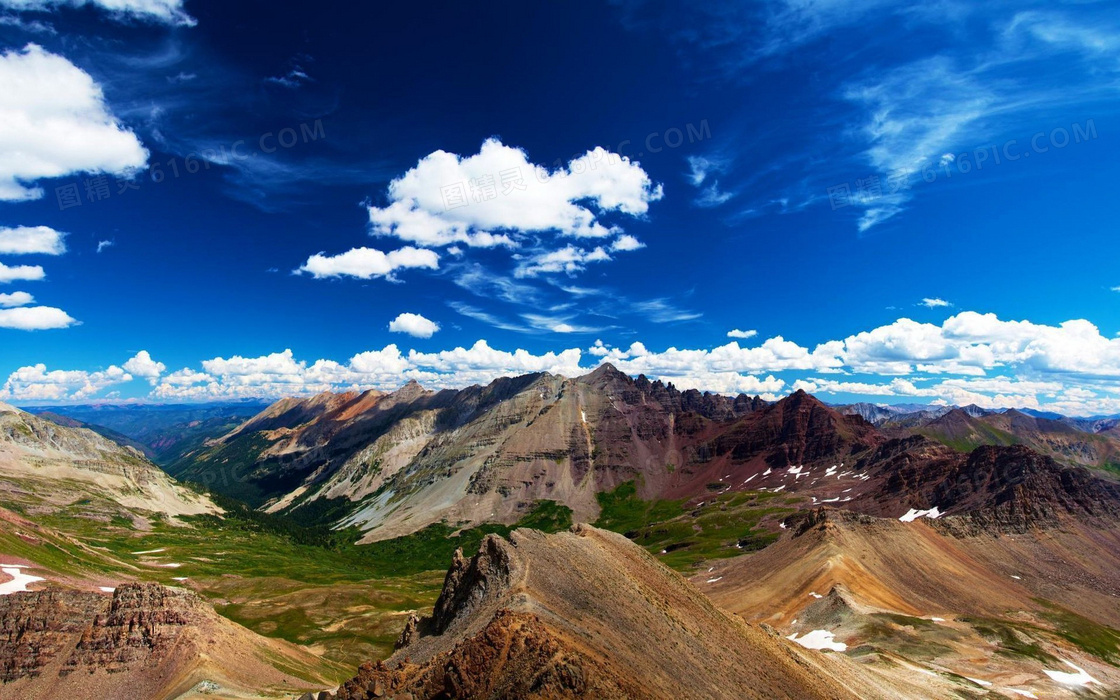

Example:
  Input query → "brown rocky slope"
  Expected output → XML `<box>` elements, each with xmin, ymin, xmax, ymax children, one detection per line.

<box><xmin>0</xmin><ymin>583</ymin><xmax>336</xmax><ymax>700</ymax></box>
<box><xmin>316</xmin><ymin>525</ymin><xmax>914</xmax><ymax>700</ymax></box>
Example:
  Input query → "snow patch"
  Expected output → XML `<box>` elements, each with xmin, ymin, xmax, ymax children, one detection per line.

<box><xmin>964</xmin><ymin>677</ymin><xmax>992</xmax><ymax>687</ymax></box>
<box><xmin>1005</xmin><ymin>690</ymin><xmax>1038</xmax><ymax>699</ymax></box>
<box><xmin>809</xmin><ymin>592</ymin><xmax>823</xmax><ymax>599</ymax></box>
<box><xmin>779</xmin><ymin>522</ymin><xmax>787</xmax><ymax>529</ymax></box>
<box><xmin>706</xmin><ymin>577</ymin><xmax>722</xmax><ymax>583</ymax></box>
<box><xmin>132</xmin><ymin>548</ymin><xmax>166</xmax><ymax>555</ymax></box>
<box><xmin>1043</xmin><ymin>661</ymin><xmax>1097</xmax><ymax>686</ymax></box>
<box><xmin>787</xmin><ymin>629</ymin><xmax>846</xmax><ymax>652</ymax></box>
<box><xmin>899</xmin><ymin>507</ymin><xmax>941</xmax><ymax>523</ymax></box>
<box><xmin>99</xmin><ymin>587</ymin><xmax>115</xmax><ymax>593</ymax></box>
<box><xmin>0</xmin><ymin>567</ymin><xmax>44</xmax><ymax>595</ymax></box>
<box><xmin>763</xmin><ymin>468</ymin><xmax>772</xmax><ymax>476</ymax></box>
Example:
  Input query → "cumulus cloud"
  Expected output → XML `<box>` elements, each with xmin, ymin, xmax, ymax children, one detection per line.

<box><xmin>0</xmin><ymin>305</ymin><xmax>76</xmax><ymax>330</ymax></box>
<box><xmin>389</xmin><ymin>312</ymin><xmax>440</xmax><ymax>338</ymax></box>
<box><xmin>0</xmin><ymin>291</ymin><xmax>33</xmax><ymax>307</ymax></box>
<box><xmin>0</xmin><ymin>362</ymin><xmax>129</xmax><ymax>400</ymax></box>
<box><xmin>369</xmin><ymin>138</ymin><xmax>661</xmax><ymax>245</ymax></box>
<box><xmin>14</xmin><ymin>309</ymin><xmax>1120</xmax><ymax>414</ymax></box>
<box><xmin>0</xmin><ymin>44</ymin><xmax>148</xmax><ymax>201</ymax></box>
<box><xmin>297</xmin><ymin>246</ymin><xmax>439</xmax><ymax>280</ymax></box>
<box><xmin>0</xmin><ymin>0</ymin><xmax>195</xmax><ymax>25</ymax></box>
<box><xmin>0</xmin><ymin>261</ymin><xmax>45</xmax><ymax>283</ymax></box>
<box><xmin>610</xmin><ymin>234</ymin><xmax>645</xmax><ymax>252</ymax></box>
<box><xmin>149</xmin><ymin>341</ymin><xmax>588</xmax><ymax>400</ymax></box>
<box><xmin>727</xmin><ymin>329</ymin><xmax>758</xmax><ymax>339</ymax></box>
<box><xmin>122</xmin><ymin>350</ymin><xmax>165</xmax><ymax>384</ymax></box>
<box><xmin>0</xmin><ymin>226</ymin><xmax>66</xmax><ymax>255</ymax></box>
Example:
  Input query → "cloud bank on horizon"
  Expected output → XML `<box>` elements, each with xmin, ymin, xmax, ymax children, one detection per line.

<box><xmin>6</xmin><ymin>310</ymin><xmax>1120</xmax><ymax>416</ymax></box>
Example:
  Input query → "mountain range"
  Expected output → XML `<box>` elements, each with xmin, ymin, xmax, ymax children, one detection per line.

<box><xmin>2</xmin><ymin>369</ymin><xmax>1120</xmax><ymax>699</ymax></box>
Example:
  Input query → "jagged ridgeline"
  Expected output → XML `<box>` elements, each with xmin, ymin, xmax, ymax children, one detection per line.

<box><xmin>167</xmin><ymin>365</ymin><xmax>1120</xmax><ymax>545</ymax></box>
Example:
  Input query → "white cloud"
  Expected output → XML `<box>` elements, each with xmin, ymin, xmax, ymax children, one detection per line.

<box><xmin>515</xmin><ymin>245</ymin><xmax>611</xmax><ymax>278</ymax></box>
<box><xmin>366</xmin><ymin>137</ymin><xmax>660</xmax><ymax>255</ymax></box>
<box><xmin>265</xmin><ymin>66</ymin><xmax>312</xmax><ymax>89</ymax></box>
<box><xmin>0</xmin><ymin>261</ymin><xmax>45</xmax><ymax>283</ymax></box>
<box><xmin>150</xmin><ymin>341</ymin><xmax>588</xmax><ymax>400</ymax></box>
<box><xmin>630</xmin><ymin>299</ymin><xmax>702</xmax><ymax>323</ymax></box>
<box><xmin>389</xmin><ymin>312</ymin><xmax>440</xmax><ymax>339</ymax></box>
<box><xmin>920</xmin><ymin>297</ymin><xmax>952</xmax><ymax>308</ymax></box>
<box><xmin>16</xmin><ymin>309</ymin><xmax>1120</xmax><ymax>415</ymax></box>
<box><xmin>0</xmin><ymin>362</ymin><xmax>128</xmax><ymax>400</ymax></box>
<box><xmin>727</xmin><ymin>329</ymin><xmax>758</xmax><ymax>339</ymax></box>
<box><xmin>122</xmin><ymin>350</ymin><xmax>165</xmax><ymax>383</ymax></box>
<box><xmin>611</xmin><ymin>234</ymin><xmax>645</xmax><ymax>252</ymax></box>
<box><xmin>0</xmin><ymin>0</ymin><xmax>195</xmax><ymax>25</ymax></box>
<box><xmin>844</xmin><ymin>56</ymin><xmax>994</xmax><ymax>230</ymax></box>
<box><xmin>96</xmin><ymin>240</ymin><xmax>113</xmax><ymax>253</ymax></box>
<box><xmin>0</xmin><ymin>44</ymin><xmax>148</xmax><ymax>201</ymax></box>
<box><xmin>0</xmin><ymin>225</ymin><xmax>66</xmax><ymax>255</ymax></box>
<box><xmin>0</xmin><ymin>305</ymin><xmax>75</xmax><ymax>330</ymax></box>
<box><xmin>0</xmin><ymin>291</ymin><xmax>33</xmax><ymax>307</ymax></box>
<box><xmin>686</xmin><ymin>155</ymin><xmax>727</xmax><ymax>186</ymax></box>
<box><xmin>686</xmin><ymin>155</ymin><xmax>733</xmax><ymax>208</ymax></box>
<box><xmin>694</xmin><ymin>182</ymin><xmax>734</xmax><ymax>208</ymax></box>
<box><xmin>297</xmin><ymin>246</ymin><xmax>439</xmax><ymax>281</ymax></box>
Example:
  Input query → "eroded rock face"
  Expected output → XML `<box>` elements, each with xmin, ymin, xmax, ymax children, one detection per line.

<box><xmin>334</xmin><ymin>610</ymin><xmax>623</xmax><ymax>700</ymax></box>
<box><xmin>0</xmin><ymin>583</ymin><xmax>201</xmax><ymax>683</ymax></box>
<box><xmin>937</xmin><ymin>445</ymin><xmax>1120</xmax><ymax>532</ymax></box>
<box><xmin>431</xmin><ymin>536</ymin><xmax>519</xmax><ymax>635</ymax></box>
<box><xmin>852</xmin><ymin>440</ymin><xmax>1120</xmax><ymax>532</ymax></box>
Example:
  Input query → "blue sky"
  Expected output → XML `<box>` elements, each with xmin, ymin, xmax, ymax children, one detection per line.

<box><xmin>1</xmin><ymin>0</ymin><xmax>1119</xmax><ymax>415</ymax></box>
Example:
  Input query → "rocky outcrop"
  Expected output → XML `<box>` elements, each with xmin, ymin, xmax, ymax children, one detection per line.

<box><xmin>430</xmin><ymin>536</ymin><xmax>519</xmax><ymax>635</ymax></box>
<box><xmin>314</xmin><ymin>526</ymin><xmax>882</xmax><ymax>700</ymax></box>
<box><xmin>0</xmin><ymin>583</ymin><xmax>336</xmax><ymax>699</ymax></box>
<box><xmin>0</xmin><ymin>584</ymin><xmax>200</xmax><ymax>683</ymax></box>
<box><xmin>335</xmin><ymin>610</ymin><xmax>626</xmax><ymax>700</ymax></box>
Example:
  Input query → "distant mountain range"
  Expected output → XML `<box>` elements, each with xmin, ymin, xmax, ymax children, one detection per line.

<box><xmin>100</xmin><ymin>365</ymin><xmax>1117</xmax><ymax>545</ymax></box>
<box><xmin>23</xmin><ymin>401</ymin><xmax>269</xmax><ymax>465</ymax></box>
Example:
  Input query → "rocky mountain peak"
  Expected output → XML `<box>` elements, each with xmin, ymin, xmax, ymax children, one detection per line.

<box><xmin>580</xmin><ymin>363</ymin><xmax>634</xmax><ymax>388</ymax></box>
<box><xmin>431</xmin><ymin>535</ymin><xmax>520</xmax><ymax>635</ymax></box>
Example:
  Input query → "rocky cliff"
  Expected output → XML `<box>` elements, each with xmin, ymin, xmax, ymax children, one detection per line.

<box><xmin>0</xmin><ymin>583</ymin><xmax>336</xmax><ymax>700</ymax></box>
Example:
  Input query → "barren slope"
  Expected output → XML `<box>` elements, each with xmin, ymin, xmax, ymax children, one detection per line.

<box><xmin>322</xmin><ymin>525</ymin><xmax>909</xmax><ymax>700</ymax></box>
<box><xmin>0</xmin><ymin>403</ymin><xmax>214</xmax><ymax>519</ymax></box>
<box><xmin>0</xmin><ymin>583</ymin><xmax>339</xmax><ymax>700</ymax></box>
